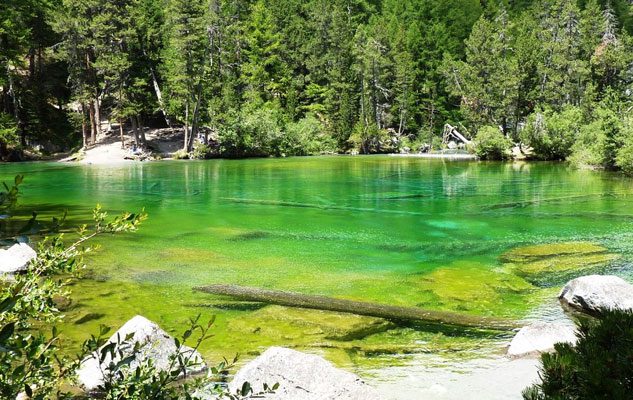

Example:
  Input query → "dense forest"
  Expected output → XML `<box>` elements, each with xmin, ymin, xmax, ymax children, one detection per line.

<box><xmin>1</xmin><ymin>0</ymin><xmax>632</xmax><ymax>168</ymax></box>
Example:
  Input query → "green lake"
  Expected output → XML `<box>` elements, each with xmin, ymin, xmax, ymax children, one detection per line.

<box><xmin>2</xmin><ymin>156</ymin><xmax>633</xmax><ymax>377</ymax></box>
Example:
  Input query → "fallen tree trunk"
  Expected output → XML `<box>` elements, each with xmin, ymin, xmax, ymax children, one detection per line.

<box><xmin>194</xmin><ymin>284</ymin><xmax>518</xmax><ymax>331</ymax></box>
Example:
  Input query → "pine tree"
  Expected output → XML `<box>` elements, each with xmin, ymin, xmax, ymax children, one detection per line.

<box><xmin>162</xmin><ymin>0</ymin><xmax>209</xmax><ymax>152</ymax></box>
<box><xmin>241</xmin><ymin>0</ymin><xmax>288</xmax><ymax>106</ymax></box>
<box><xmin>533</xmin><ymin>0</ymin><xmax>588</xmax><ymax>108</ymax></box>
<box><xmin>444</xmin><ymin>8</ymin><xmax>520</xmax><ymax>136</ymax></box>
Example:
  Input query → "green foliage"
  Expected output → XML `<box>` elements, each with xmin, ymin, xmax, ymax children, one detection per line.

<box><xmin>0</xmin><ymin>175</ymin><xmax>22</xmax><ymax>216</ymax></box>
<box><xmin>2</xmin><ymin>0</ymin><xmax>633</xmax><ymax>165</ymax></box>
<box><xmin>615</xmin><ymin>118</ymin><xmax>633</xmax><ymax>175</ymax></box>
<box><xmin>444</xmin><ymin>9</ymin><xmax>520</xmax><ymax>136</ymax></box>
<box><xmin>520</xmin><ymin>107</ymin><xmax>583</xmax><ymax>160</ymax></box>
<box><xmin>0</xmin><ymin>113</ymin><xmax>19</xmax><ymax>148</ymax></box>
<box><xmin>84</xmin><ymin>316</ymin><xmax>208</xmax><ymax>400</ymax></box>
<box><xmin>172</xmin><ymin>149</ymin><xmax>190</xmax><ymax>160</ymax></box>
<box><xmin>569</xmin><ymin>107</ymin><xmax>623</xmax><ymax>169</ymax></box>
<box><xmin>192</xmin><ymin>142</ymin><xmax>213</xmax><ymax>160</ymax></box>
<box><xmin>218</xmin><ymin>106</ymin><xmax>283</xmax><ymax>158</ymax></box>
<box><xmin>473</xmin><ymin>126</ymin><xmax>512</xmax><ymax>160</ymax></box>
<box><xmin>615</xmin><ymin>143</ymin><xmax>633</xmax><ymax>175</ymax></box>
<box><xmin>523</xmin><ymin>309</ymin><xmax>633</xmax><ymax>400</ymax></box>
<box><xmin>348</xmin><ymin>123</ymin><xmax>397</xmax><ymax>154</ymax></box>
<box><xmin>284</xmin><ymin>114</ymin><xmax>335</xmax><ymax>156</ymax></box>
<box><xmin>0</xmin><ymin>199</ymin><xmax>147</xmax><ymax>398</ymax></box>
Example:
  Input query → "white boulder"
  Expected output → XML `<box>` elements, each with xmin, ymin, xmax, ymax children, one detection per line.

<box><xmin>0</xmin><ymin>243</ymin><xmax>36</xmax><ymax>274</ymax></box>
<box><xmin>229</xmin><ymin>347</ymin><xmax>380</xmax><ymax>400</ymax></box>
<box><xmin>507</xmin><ymin>322</ymin><xmax>577</xmax><ymax>357</ymax></box>
<box><xmin>77</xmin><ymin>315</ymin><xmax>206</xmax><ymax>391</ymax></box>
<box><xmin>559</xmin><ymin>275</ymin><xmax>633</xmax><ymax>314</ymax></box>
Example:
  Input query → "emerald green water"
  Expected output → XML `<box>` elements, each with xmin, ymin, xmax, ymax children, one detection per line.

<box><xmin>2</xmin><ymin>157</ymin><xmax>633</xmax><ymax>374</ymax></box>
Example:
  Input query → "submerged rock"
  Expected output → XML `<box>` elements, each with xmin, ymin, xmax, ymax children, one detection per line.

<box><xmin>559</xmin><ymin>275</ymin><xmax>633</xmax><ymax>314</ymax></box>
<box><xmin>501</xmin><ymin>241</ymin><xmax>618</xmax><ymax>286</ymax></box>
<box><xmin>500</xmin><ymin>242</ymin><xmax>607</xmax><ymax>263</ymax></box>
<box><xmin>229</xmin><ymin>347</ymin><xmax>380</xmax><ymax>400</ymax></box>
<box><xmin>77</xmin><ymin>315</ymin><xmax>206</xmax><ymax>392</ymax></box>
<box><xmin>507</xmin><ymin>322</ymin><xmax>577</xmax><ymax>357</ymax></box>
<box><xmin>227</xmin><ymin>305</ymin><xmax>393</xmax><ymax>343</ymax></box>
<box><xmin>419</xmin><ymin>261</ymin><xmax>534</xmax><ymax>314</ymax></box>
<box><xmin>0</xmin><ymin>243</ymin><xmax>36</xmax><ymax>274</ymax></box>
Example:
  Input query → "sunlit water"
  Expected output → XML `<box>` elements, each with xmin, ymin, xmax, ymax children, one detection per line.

<box><xmin>2</xmin><ymin>156</ymin><xmax>633</xmax><ymax>394</ymax></box>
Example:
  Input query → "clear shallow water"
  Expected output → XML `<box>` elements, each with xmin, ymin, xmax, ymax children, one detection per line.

<box><xmin>2</xmin><ymin>156</ymin><xmax>633</xmax><ymax>376</ymax></box>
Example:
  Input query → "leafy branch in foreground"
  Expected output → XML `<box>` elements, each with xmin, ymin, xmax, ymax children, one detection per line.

<box><xmin>0</xmin><ymin>202</ymin><xmax>146</xmax><ymax>399</ymax></box>
<box><xmin>523</xmin><ymin>309</ymin><xmax>633</xmax><ymax>400</ymax></box>
<box><xmin>0</xmin><ymin>177</ymin><xmax>273</xmax><ymax>399</ymax></box>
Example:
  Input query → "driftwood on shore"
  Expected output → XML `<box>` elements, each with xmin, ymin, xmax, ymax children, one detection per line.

<box><xmin>442</xmin><ymin>124</ymin><xmax>472</xmax><ymax>146</ymax></box>
<box><xmin>194</xmin><ymin>284</ymin><xmax>518</xmax><ymax>331</ymax></box>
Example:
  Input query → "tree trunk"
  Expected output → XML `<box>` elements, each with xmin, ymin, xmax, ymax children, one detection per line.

<box><xmin>147</xmin><ymin>60</ymin><xmax>171</xmax><ymax>128</ymax></box>
<box><xmin>7</xmin><ymin>69</ymin><xmax>25</xmax><ymax>147</ymax></box>
<box><xmin>371</xmin><ymin>58</ymin><xmax>380</xmax><ymax>129</ymax></box>
<box><xmin>88</xmin><ymin>101</ymin><xmax>97</xmax><ymax>146</ymax></box>
<box><xmin>136</xmin><ymin>116</ymin><xmax>146</xmax><ymax>145</ymax></box>
<box><xmin>194</xmin><ymin>284</ymin><xmax>517</xmax><ymax>331</ymax></box>
<box><xmin>131</xmin><ymin>117</ymin><xmax>139</xmax><ymax>147</ymax></box>
<box><xmin>188</xmin><ymin>84</ymin><xmax>203</xmax><ymax>153</ymax></box>
<box><xmin>183</xmin><ymin>101</ymin><xmax>190</xmax><ymax>152</ymax></box>
<box><xmin>94</xmin><ymin>95</ymin><xmax>102</xmax><ymax>139</ymax></box>
<box><xmin>119</xmin><ymin>119</ymin><xmax>125</xmax><ymax>148</ymax></box>
<box><xmin>81</xmin><ymin>104</ymin><xmax>88</xmax><ymax>148</ymax></box>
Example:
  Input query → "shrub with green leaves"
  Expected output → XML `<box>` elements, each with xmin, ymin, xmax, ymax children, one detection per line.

<box><xmin>569</xmin><ymin>107</ymin><xmax>623</xmax><ymax>170</ymax></box>
<box><xmin>192</xmin><ymin>142</ymin><xmax>213</xmax><ymax>159</ymax></box>
<box><xmin>520</xmin><ymin>107</ymin><xmax>583</xmax><ymax>161</ymax></box>
<box><xmin>615</xmin><ymin>118</ymin><xmax>633</xmax><ymax>175</ymax></box>
<box><xmin>348</xmin><ymin>122</ymin><xmax>396</xmax><ymax>154</ymax></box>
<box><xmin>473</xmin><ymin>126</ymin><xmax>512</xmax><ymax>160</ymax></box>
<box><xmin>0</xmin><ymin>112</ymin><xmax>19</xmax><ymax>150</ymax></box>
<box><xmin>284</xmin><ymin>114</ymin><xmax>335</xmax><ymax>156</ymax></box>
<box><xmin>523</xmin><ymin>309</ymin><xmax>633</xmax><ymax>400</ymax></box>
<box><xmin>218</xmin><ymin>106</ymin><xmax>284</xmax><ymax>158</ymax></box>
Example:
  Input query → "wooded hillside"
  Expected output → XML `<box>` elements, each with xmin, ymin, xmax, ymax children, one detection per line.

<box><xmin>1</xmin><ymin>0</ymin><xmax>632</xmax><ymax>167</ymax></box>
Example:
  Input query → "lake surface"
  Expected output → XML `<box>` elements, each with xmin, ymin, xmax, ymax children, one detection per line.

<box><xmin>2</xmin><ymin>157</ymin><xmax>633</xmax><ymax>385</ymax></box>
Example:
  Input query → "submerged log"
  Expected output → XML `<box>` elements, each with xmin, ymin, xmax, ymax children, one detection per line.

<box><xmin>194</xmin><ymin>284</ymin><xmax>518</xmax><ymax>331</ymax></box>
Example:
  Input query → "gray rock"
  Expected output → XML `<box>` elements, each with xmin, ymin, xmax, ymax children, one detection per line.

<box><xmin>0</xmin><ymin>243</ymin><xmax>36</xmax><ymax>274</ymax></box>
<box><xmin>77</xmin><ymin>315</ymin><xmax>206</xmax><ymax>391</ymax></box>
<box><xmin>559</xmin><ymin>275</ymin><xmax>633</xmax><ymax>314</ymax></box>
<box><xmin>507</xmin><ymin>322</ymin><xmax>577</xmax><ymax>357</ymax></box>
<box><xmin>229</xmin><ymin>347</ymin><xmax>380</xmax><ymax>400</ymax></box>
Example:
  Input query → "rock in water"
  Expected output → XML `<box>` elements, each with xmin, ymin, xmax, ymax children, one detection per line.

<box><xmin>559</xmin><ymin>275</ymin><xmax>633</xmax><ymax>314</ymax></box>
<box><xmin>0</xmin><ymin>243</ymin><xmax>36</xmax><ymax>274</ymax></box>
<box><xmin>500</xmin><ymin>242</ymin><xmax>618</xmax><ymax>286</ymax></box>
<box><xmin>507</xmin><ymin>322</ymin><xmax>577</xmax><ymax>357</ymax></box>
<box><xmin>77</xmin><ymin>315</ymin><xmax>206</xmax><ymax>391</ymax></box>
<box><xmin>229</xmin><ymin>347</ymin><xmax>380</xmax><ymax>400</ymax></box>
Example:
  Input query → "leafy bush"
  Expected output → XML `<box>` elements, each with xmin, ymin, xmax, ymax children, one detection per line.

<box><xmin>569</xmin><ymin>107</ymin><xmax>622</xmax><ymax>170</ymax></box>
<box><xmin>615</xmin><ymin>118</ymin><xmax>633</xmax><ymax>175</ymax></box>
<box><xmin>218</xmin><ymin>106</ymin><xmax>284</xmax><ymax>158</ymax></box>
<box><xmin>348</xmin><ymin>122</ymin><xmax>396</xmax><ymax>154</ymax></box>
<box><xmin>0</xmin><ymin>113</ymin><xmax>18</xmax><ymax>148</ymax></box>
<box><xmin>473</xmin><ymin>126</ymin><xmax>512</xmax><ymax>160</ymax></box>
<box><xmin>520</xmin><ymin>107</ymin><xmax>583</xmax><ymax>160</ymax></box>
<box><xmin>283</xmin><ymin>114</ymin><xmax>335</xmax><ymax>156</ymax></box>
<box><xmin>192</xmin><ymin>142</ymin><xmax>213</xmax><ymax>159</ymax></box>
<box><xmin>172</xmin><ymin>149</ymin><xmax>190</xmax><ymax>159</ymax></box>
<box><xmin>523</xmin><ymin>309</ymin><xmax>633</xmax><ymax>400</ymax></box>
